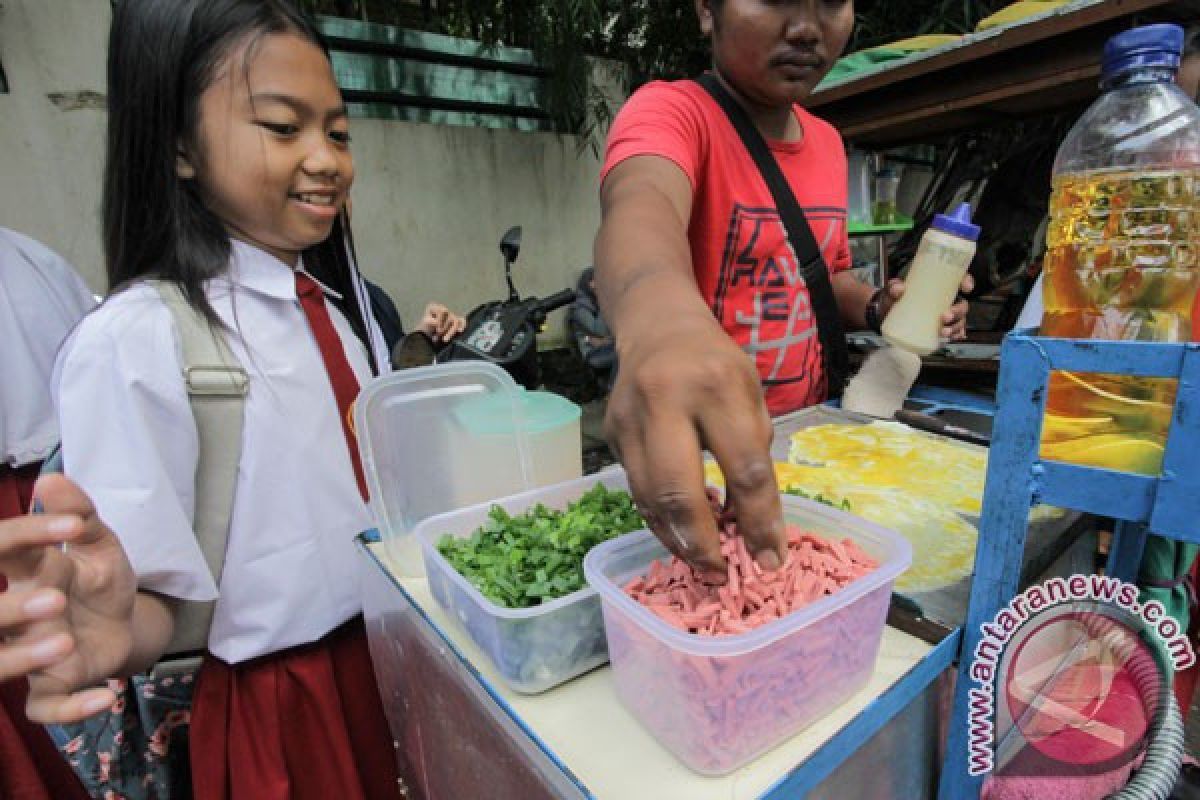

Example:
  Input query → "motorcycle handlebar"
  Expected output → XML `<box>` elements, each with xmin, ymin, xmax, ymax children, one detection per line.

<box><xmin>533</xmin><ymin>288</ymin><xmax>576</xmax><ymax>315</ymax></box>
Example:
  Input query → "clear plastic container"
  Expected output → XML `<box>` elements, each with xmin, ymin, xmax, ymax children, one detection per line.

<box><xmin>847</xmin><ymin>148</ymin><xmax>874</xmax><ymax>225</ymax></box>
<box><xmin>1041</xmin><ymin>24</ymin><xmax>1200</xmax><ymax>474</ymax></box>
<box><xmin>583</xmin><ymin>495</ymin><xmax>912</xmax><ymax>775</ymax></box>
<box><xmin>355</xmin><ymin>363</ymin><xmax>535</xmax><ymax>576</ymax></box>
<box><xmin>415</xmin><ymin>467</ymin><xmax>630</xmax><ymax>694</ymax></box>
<box><xmin>873</xmin><ymin>167</ymin><xmax>902</xmax><ymax>225</ymax></box>
<box><xmin>454</xmin><ymin>389</ymin><xmax>582</xmax><ymax>488</ymax></box>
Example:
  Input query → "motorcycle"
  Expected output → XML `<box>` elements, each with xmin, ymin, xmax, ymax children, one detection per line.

<box><xmin>392</xmin><ymin>226</ymin><xmax>576</xmax><ymax>390</ymax></box>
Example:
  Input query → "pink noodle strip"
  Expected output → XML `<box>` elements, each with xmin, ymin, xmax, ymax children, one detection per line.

<box><xmin>625</xmin><ymin>521</ymin><xmax>879</xmax><ymax>636</ymax></box>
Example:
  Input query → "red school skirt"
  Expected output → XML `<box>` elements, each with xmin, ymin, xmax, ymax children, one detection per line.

<box><xmin>0</xmin><ymin>463</ymin><xmax>91</xmax><ymax>800</ymax></box>
<box><xmin>190</xmin><ymin>615</ymin><xmax>403</xmax><ymax>800</ymax></box>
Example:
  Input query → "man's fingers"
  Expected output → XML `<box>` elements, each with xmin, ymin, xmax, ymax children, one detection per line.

<box><xmin>602</xmin><ymin>411</ymin><xmax>689</xmax><ymax>561</ymax></box>
<box><xmin>634</xmin><ymin>415</ymin><xmax>726</xmax><ymax>573</ymax></box>
<box><xmin>700</xmin><ymin>401</ymin><xmax>785</xmax><ymax>569</ymax></box>
<box><xmin>25</xmin><ymin>685</ymin><xmax>116</xmax><ymax>726</ymax></box>
<box><xmin>606</xmin><ymin>395</ymin><xmax>725</xmax><ymax>573</ymax></box>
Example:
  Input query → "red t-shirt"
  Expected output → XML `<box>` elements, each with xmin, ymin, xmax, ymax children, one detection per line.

<box><xmin>601</xmin><ymin>79</ymin><xmax>851</xmax><ymax>415</ymax></box>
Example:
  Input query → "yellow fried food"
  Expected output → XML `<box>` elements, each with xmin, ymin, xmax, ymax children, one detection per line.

<box><xmin>787</xmin><ymin>421</ymin><xmax>987</xmax><ymax>516</ymax></box>
<box><xmin>704</xmin><ymin>462</ymin><xmax>978</xmax><ymax>592</ymax></box>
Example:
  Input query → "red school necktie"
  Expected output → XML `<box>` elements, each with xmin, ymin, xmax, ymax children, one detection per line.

<box><xmin>294</xmin><ymin>271</ymin><xmax>369</xmax><ymax>501</ymax></box>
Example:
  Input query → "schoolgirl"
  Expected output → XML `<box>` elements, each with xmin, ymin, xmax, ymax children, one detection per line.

<box><xmin>21</xmin><ymin>1</ymin><xmax>404</xmax><ymax>797</ymax></box>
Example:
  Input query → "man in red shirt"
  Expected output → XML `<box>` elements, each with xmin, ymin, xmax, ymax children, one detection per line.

<box><xmin>604</xmin><ymin>79</ymin><xmax>854</xmax><ymax>415</ymax></box>
<box><xmin>595</xmin><ymin>0</ymin><xmax>969</xmax><ymax>575</ymax></box>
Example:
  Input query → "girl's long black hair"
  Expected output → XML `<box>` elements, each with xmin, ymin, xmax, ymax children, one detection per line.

<box><xmin>104</xmin><ymin>0</ymin><xmax>378</xmax><ymax>367</ymax></box>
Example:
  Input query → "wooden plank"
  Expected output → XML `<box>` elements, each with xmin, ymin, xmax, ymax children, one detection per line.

<box><xmin>1038</xmin><ymin>462</ymin><xmax>1158</xmax><ymax>521</ymax></box>
<box><xmin>939</xmin><ymin>335</ymin><xmax>1048</xmax><ymax>800</ymax></box>
<box><xmin>1151</xmin><ymin>344</ymin><xmax>1200</xmax><ymax>540</ymax></box>
<box><xmin>1106</xmin><ymin>520</ymin><xmax>1150</xmax><ymax>582</ymax></box>
<box><xmin>807</xmin><ymin>0</ymin><xmax>1192</xmax><ymax>147</ymax></box>
<box><xmin>1039</xmin><ymin>338</ymin><xmax>1186</xmax><ymax>378</ymax></box>
<box><xmin>836</xmin><ymin>63</ymin><xmax>1098</xmax><ymax>143</ymax></box>
<box><xmin>810</xmin><ymin>0</ymin><xmax>1173</xmax><ymax>104</ymax></box>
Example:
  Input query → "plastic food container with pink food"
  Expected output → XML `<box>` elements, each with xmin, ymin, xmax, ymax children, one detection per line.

<box><xmin>582</xmin><ymin>495</ymin><xmax>911</xmax><ymax>775</ymax></box>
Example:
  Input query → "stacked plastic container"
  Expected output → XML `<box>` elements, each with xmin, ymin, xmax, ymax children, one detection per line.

<box><xmin>354</xmin><ymin>362</ymin><xmax>582</xmax><ymax>574</ymax></box>
<box><xmin>584</xmin><ymin>496</ymin><xmax>911</xmax><ymax>775</ymax></box>
<box><xmin>415</xmin><ymin>467</ymin><xmax>629</xmax><ymax>694</ymax></box>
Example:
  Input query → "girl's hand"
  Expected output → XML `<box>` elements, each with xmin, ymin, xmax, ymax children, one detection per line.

<box><xmin>1</xmin><ymin>475</ymin><xmax>137</xmax><ymax>723</ymax></box>
<box><xmin>418</xmin><ymin>303</ymin><xmax>467</xmax><ymax>343</ymax></box>
<box><xmin>882</xmin><ymin>274</ymin><xmax>974</xmax><ymax>341</ymax></box>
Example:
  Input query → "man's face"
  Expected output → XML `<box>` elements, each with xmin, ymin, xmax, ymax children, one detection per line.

<box><xmin>696</xmin><ymin>0</ymin><xmax>855</xmax><ymax>108</ymax></box>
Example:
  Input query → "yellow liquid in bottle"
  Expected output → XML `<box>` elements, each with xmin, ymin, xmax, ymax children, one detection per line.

<box><xmin>1040</xmin><ymin>168</ymin><xmax>1200</xmax><ymax>474</ymax></box>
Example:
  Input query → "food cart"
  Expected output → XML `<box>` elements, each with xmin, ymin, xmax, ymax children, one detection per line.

<box><xmin>351</xmin><ymin>6</ymin><xmax>1199</xmax><ymax>795</ymax></box>
<box><xmin>354</xmin><ymin>365</ymin><xmax>1093</xmax><ymax>798</ymax></box>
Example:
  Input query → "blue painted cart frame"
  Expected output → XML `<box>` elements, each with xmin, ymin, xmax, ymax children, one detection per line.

<box><xmin>939</xmin><ymin>333</ymin><xmax>1200</xmax><ymax>799</ymax></box>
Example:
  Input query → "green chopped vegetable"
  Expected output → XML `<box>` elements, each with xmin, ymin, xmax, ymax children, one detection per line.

<box><xmin>437</xmin><ymin>484</ymin><xmax>644</xmax><ymax>609</ymax></box>
<box><xmin>783</xmin><ymin>485</ymin><xmax>853</xmax><ymax>512</ymax></box>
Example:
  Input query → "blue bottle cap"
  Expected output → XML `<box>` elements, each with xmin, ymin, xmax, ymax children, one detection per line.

<box><xmin>1102</xmin><ymin>24</ymin><xmax>1183</xmax><ymax>82</ymax></box>
<box><xmin>931</xmin><ymin>203</ymin><xmax>981</xmax><ymax>242</ymax></box>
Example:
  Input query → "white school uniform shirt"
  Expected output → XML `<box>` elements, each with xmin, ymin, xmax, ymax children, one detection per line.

<box><xmin>0</xmin><ymin>228</ymin><xmax>96</xmax><ymax>467</ymax></box>
<box><xmin>53</xmin><ymin>240</ymin><xmax>389</xmax><ymax>664</ymax></box>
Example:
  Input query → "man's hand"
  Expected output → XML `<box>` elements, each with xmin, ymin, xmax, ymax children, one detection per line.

<box><xmin>604</xmin><ymin>302</ymin><xmax>787</xmax><ymax>576</ymax></box>
<box><xmin>1</xmin><ymin>475</ymin><xmax>137</xmax><ymax>723</ymax></box>
<box><xmin>881</xmin><ymin>273</ymin><xmax>974</xmax><ymax>341</ymax></box>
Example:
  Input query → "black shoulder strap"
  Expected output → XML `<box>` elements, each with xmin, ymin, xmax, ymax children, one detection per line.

<box><xmin>694</xmin><ymin>73</ymin><xmax>849</xmax><ymax>399</ymax></box>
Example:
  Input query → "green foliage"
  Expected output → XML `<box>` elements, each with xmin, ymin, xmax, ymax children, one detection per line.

<box><xmin>437</xmin><ymin>483</ymin><xmax>644</xmax><ymax>609</ymax></box>
<box><xmin>302</xmin><ymin>0</ymin><xmax>1012</xmax><ymax>141</ymax></box>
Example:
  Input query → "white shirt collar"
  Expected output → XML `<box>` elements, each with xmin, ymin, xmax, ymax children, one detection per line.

<box><xmin>227</xmin><ymin>239</ymin><xmax>342</xmax><ymax>301</ymax></box>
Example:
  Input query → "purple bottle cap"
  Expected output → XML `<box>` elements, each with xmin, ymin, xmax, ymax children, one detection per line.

<box><xmin>1103</xmin><ymin>24</ymin><xmax>1183</xmax><ymax>82</ymax></box>
<box><xmin>932</xmin><ymin>203</ymin><xmax>981</xmax><ymax>242</ymax></box>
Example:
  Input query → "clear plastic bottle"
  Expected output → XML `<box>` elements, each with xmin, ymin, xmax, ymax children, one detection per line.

<box><xmin>873</xmin><ymin>167</ymin><xmax>901</xmax><ymax>225</ymax></box>
<box><xmin>1041</xmin><ymin>24</ymin><xmax>1200</xmax><ymax>475</ymax></box>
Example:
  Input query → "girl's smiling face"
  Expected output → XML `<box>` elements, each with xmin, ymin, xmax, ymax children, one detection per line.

<box><xmin>181</xmin><ymin>31</ymin><xmax>353</xmax><ymax>267</ymax></box>
<box><xmin>697</xmin><ymin>0</ymin><xmax>855</xmax><ymax>110</ymax></box>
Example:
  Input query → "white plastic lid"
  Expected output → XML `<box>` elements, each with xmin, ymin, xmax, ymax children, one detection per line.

<box><xmin>354</xmin><ymin>362</ymin><xmax>536</xmax><ymax>567</ymax></box>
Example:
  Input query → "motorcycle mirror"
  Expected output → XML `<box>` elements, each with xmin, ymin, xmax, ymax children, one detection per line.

<box><xmin>499</xmin><ymin>226</ymin><xmax>522</xmax><ymax>265</ymax></box>
<box><xmin>391</xmin><ymin>331</ymin><xmax>437</xmax><ymax>370</ymax></box>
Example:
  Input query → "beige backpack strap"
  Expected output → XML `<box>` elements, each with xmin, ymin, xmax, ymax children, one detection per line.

<box><xmin>150</xmin><ymin>281</ymin><xmax>248</xmax><ymax>657</ymax></box>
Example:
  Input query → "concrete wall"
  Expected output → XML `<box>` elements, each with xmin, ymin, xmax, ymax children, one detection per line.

<box><xmin>0</xmin><ymin>0</ymin><xmax>610</xmax><ymax>345</ymax></box>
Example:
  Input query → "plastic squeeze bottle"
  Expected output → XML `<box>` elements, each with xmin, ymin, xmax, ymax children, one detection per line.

<box><xmin>881</xmin><ymin>203</ymin><xmax>981</xmax><ymax>355</ymax></box>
